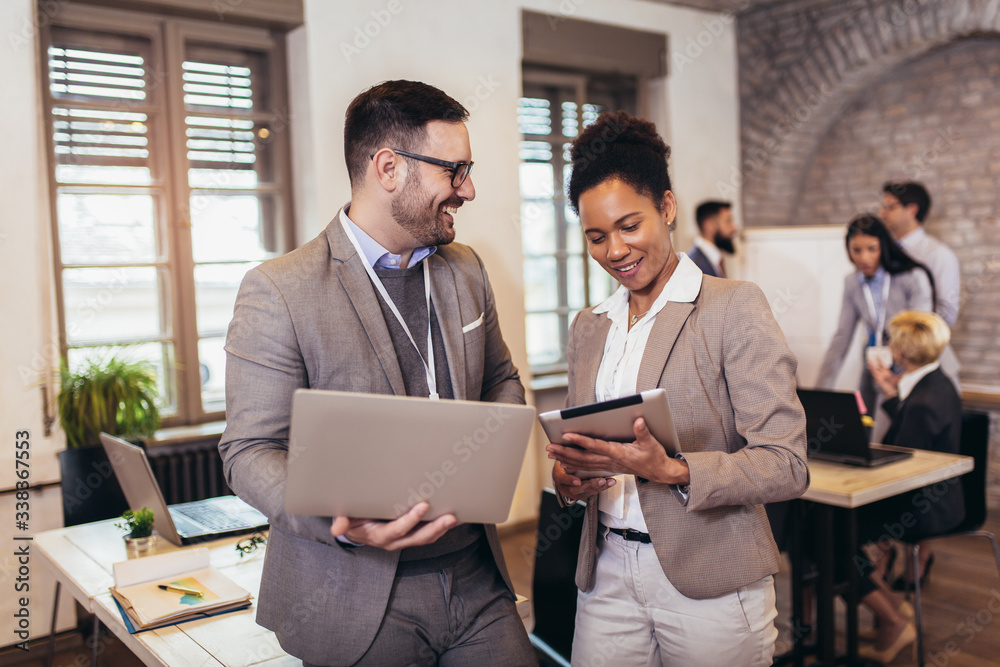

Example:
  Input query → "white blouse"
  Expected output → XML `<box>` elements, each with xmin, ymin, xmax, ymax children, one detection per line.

<box><xmin>592</xmin><ymin>253</ymin><xmax>704</xmax><ymax>531</ymax></box>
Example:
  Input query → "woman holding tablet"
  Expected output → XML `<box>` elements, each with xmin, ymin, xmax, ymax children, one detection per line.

<box><xmin>548</xmin><ymin>111</ymin><xmax>809</xmax><ymax>666</ymax></box>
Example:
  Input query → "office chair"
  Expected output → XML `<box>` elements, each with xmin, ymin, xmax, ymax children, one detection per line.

<box><xmin>903</xmin><ymin>412</ymin><xmax>1000</xmax><ymax>667</ymax></box>
<box><xmin>530</xmin><ymin>489</ymin><xmax>586</xmax><ymax>667</ymax></box>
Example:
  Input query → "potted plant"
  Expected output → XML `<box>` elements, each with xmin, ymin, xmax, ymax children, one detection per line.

<box><xmin>56</xmin><ymin>350</ymin><xmax>162</xmax><ymax>527</ymax></box>
<box><xmin>117</xmin><ymin>507</ymin><xmax>157</xmax><ymax>553</ymax></box>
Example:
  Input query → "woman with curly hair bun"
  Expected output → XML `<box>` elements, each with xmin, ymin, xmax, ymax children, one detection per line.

<box><xmin>546</xmin><ymin>110</ymin><xmax>809</xmax><ymax>666</ymax></box>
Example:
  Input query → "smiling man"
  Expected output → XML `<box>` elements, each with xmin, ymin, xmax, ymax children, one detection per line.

<box><xmin>219</xmin><ymin>80</ymin><xmax>534</xmax><ymax>666</ymax></box>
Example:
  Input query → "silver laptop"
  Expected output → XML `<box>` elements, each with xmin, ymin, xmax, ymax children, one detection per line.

<box><xmin>285</xmin><ymin>389</ymin><xmax>536</xmax><ymax>523</ymax></box>
<box><xmin>100</xmin><ymin>433</ymin><xmax>268</xmax><ymax>545</ymax></box>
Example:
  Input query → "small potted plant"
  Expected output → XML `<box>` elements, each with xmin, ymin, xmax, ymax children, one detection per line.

<box><xmin>117</xmin><ymin>507</ymin><xmax>157</xmax><ymax>553</ymax></box>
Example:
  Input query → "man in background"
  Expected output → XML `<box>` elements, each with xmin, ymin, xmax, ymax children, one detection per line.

<box><xmin>688</xmin><ymin>200</ymin><xmax>737</xmax><ymax>278</ymax></box>
<box><xmin>879</xmin><ymin>181</ymin><xmax>961</xmax><ymax>326</ymax></box>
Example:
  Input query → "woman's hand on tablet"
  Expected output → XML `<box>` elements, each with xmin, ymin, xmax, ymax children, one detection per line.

<box><xmin>547</xmin><ymin>418</ymin><xmax>690</xmax><ymax>486</ymax></box>
<box><xmin>330</xmin><ymin>502</ymin><xmax>458</xmax><ymax>551</ymax></box>
<box><xmin>552</xmin><ymin>460</ymin><xmax>615</xmax><ymax>502</ymax></box>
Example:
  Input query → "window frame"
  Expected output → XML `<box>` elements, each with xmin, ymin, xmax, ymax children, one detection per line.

<box><xmin>40</xmin><ymin>3</ymin><xmax>295</xmax><ymax>427</ymax></box>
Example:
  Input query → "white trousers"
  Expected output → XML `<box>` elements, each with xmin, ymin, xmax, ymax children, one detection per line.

<box><xmin>571</xmin><ymin>528</ymin><xmax>777</xmax><ymax>667</ymax></box>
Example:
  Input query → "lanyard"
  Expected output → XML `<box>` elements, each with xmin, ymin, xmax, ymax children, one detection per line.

<box><xmin>340</xmin><ymin>217</ymin><xmax>438</xmax><ymax>400</ymax></box>
<box><xmin>861</xmin><ymin>273</ymin><xmax>891</xmax><ymax>345</ymax></box>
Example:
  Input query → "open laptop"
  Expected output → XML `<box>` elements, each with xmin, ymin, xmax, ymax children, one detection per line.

<box><xmin>100</xmin><ymin>433</ymin><xmax>268</xmax><ymax>545</ymax></box>
<box><xmin>796</xmin><ymin>389</ymin><xmax>912</xmax><ymax>467</ymax></box>
<box><xmin>285</xmin><ymin>389</ymin><xmax>536</xmax><ymax>523</ymax></box>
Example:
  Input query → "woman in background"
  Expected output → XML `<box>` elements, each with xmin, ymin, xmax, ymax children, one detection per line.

<box><xmin>855</xmin><ymin>311</ymin><xmax>964</xmax><ymax>663</ymax></box>
<box><xmin>816</xmin><ymin>215</ymin><xmax>935</xmax><ymax>426</ymax></box>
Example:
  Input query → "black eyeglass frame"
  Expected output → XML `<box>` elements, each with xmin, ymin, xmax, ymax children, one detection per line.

<box><xmin>371</xmin><ymin>148</ymin><xmax>474</xmax><ymax>188</ymax></box>
<box><xmin>235</xmin><ymin>532</ymin><xmax>267</xmax><ymax>557</ymax></box>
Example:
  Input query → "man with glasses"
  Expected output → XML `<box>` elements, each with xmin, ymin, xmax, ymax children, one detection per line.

<box><xmin>879</xmin><ymin>181</ymin><xmax>961</xmax><ymax>326</ymax></box>
<box><xmin>220</xmin><ymin>80</ymin><xmax>534</xmax><ymax>666</ymax></box>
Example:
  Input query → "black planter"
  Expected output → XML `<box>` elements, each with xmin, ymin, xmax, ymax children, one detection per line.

<box><xmin>58</xmin><ymin>444</ymin><xmax>130</xmax><ymax>527</ymax></box>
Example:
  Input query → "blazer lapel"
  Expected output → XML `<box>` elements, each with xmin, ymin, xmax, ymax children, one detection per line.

<box><xmin>326</xmin><ymin>215</ymin><xmax>407</xmax><ymax>396</ymax></box>
<box><xmin>575</xmin><ymin>314</ymin><xmax>611</xmax><ymax>405</ymax></box>
<box><xmin>428</xmin><ymin>254</ymin><xmax>467</xmax><ymax>400</ymax></box>
<box><xmin>636</xmin><ymin>301</ymin><xmax>695</xmax><ymax>392</ymax></box>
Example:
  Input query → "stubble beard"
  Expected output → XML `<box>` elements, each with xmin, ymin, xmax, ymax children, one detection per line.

<box><xmin>391</xmin><ymin>168</ymin><xmax>456</xmax><ymax>247</ymax></box>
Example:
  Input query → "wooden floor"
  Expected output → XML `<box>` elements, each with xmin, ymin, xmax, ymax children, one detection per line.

<box><xmin>4</xmin><ymin>512</ymin><xmax>998</xmax><ymax>666</ymax></box>
<box><xmin>501</xmin><ymin>511</ymin><xmax>1000</xmax><ymax>667</ymax></box>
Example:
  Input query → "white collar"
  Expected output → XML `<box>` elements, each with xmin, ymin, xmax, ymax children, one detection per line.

<box><xmin>898</xmin><ymin>360</ymin><xmax>940</xmax><ymax>401</ymax></box>
<box><xmin>593</xmin><ymin>253</ymin><xmax>703</xmax><ymax>325</ymax></box>
<box><xmin>692</xmin><ymin>235</ymin><xmax>724</xmax><ymax>268</ymax></box>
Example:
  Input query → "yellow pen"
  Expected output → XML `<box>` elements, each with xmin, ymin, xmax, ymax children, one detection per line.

<box><xmin>158</xmin><ymin>583</ymin><xmax>204</xmax><ymax>597</ymax></box>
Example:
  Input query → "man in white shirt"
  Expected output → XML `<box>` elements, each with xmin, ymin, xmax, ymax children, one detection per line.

<box><xmin>687</xmin><ymin>200</ymin><xmax>737</xmax><ymax>278</ymax></box>
<box><xmin>879</xmin><ymin>182</ymin><xmax>961</xmax><ymax>326</ymax></box>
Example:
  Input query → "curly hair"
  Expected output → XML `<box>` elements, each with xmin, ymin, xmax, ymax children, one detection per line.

<box><xmin>566</xmin><ymin>110</ymin><xmax>672</xmax><ymax>214</ymax></box>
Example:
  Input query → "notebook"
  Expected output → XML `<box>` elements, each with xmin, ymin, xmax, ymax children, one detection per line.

<box><xmin>796</xmin><ymin>389</ymin><xmax>912</xmax><ymax>467</ymax></box>
<box><xmin>285</xmin><ymin>389</ymin><xmax>536</xmax><ymax>523</ymax></box>
<box><xmin>100</xmin><ymin>433</ymin><xmax>268</xmax><ymax>545</ymax></box>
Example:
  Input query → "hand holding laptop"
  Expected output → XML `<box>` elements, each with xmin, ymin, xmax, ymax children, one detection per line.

<box><xmin>330</xmin><ymin>502</ymin><xmax>458</xmax><ymax>551</ymax></box>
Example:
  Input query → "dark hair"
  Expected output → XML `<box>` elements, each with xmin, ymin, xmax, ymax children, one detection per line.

<box><xmin>846</xmin><ymin>214</ymin><xmax>937</xmax><ymax>309</ymax></box>
<box><xmin>566</xmin><ymin>110</ymin><xmax>671</xmax><ymax>214</ymax></box>
<box><xmin>344</xmin><ymin>80</ymin><xmax>468</xmax><ymax>189</ymax></box>
<box><xmin>695</xmin><ymin>200</ymin><xmax>731</xmax><ymax>230</ymax></box>
<box><xmin>882</xmin><ymin>181</ymin><xmax>931</xmax><ymax>222</ymax></box>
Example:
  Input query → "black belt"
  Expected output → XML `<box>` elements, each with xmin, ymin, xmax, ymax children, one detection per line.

<box><xmin>606</xmin><ymin>526</ymin><xmax>652</xmax><ymax>543</ymax></box>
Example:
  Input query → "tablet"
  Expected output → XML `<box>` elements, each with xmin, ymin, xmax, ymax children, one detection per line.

<box><xmin>539</xmin><ymin>389</ymin><xmax>680</xmax><ymax>479</ymax></box>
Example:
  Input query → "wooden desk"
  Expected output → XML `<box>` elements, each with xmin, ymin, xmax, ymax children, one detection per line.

<box><xmin>789</xmin><ymin>447</ymin><xmax>973</xmax><ymax>666</ymax></box>
<box><xmin>34</xmin><ymin>520</ymin><xmax>531</xmax><ymax>666</ymax></box>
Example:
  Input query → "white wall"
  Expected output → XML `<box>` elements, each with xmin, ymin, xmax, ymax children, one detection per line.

<box><xmin>0</xmin><ymin>0</ymin><xmax>77</xmax><ymax>645</ymax></box>
<box><xmin>740</xmin><ymin>226</ymin><xmax>865</xmax><ymax>390</ymax></box>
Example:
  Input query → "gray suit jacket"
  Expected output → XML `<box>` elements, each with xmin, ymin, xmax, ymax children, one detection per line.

<box><xmin>568</xmin><ymin>277</ymin><xmax>809</xmax><ymax>600</ymax></box>
<box><xmin>219</xmin><ymin>212</ymin><xmax>524</xmax><ymax>665</ymax></box>
<box><xmin>816</xmin><ymin>269</ymin><xmax>932</xmax><ymax>389</ymax></box>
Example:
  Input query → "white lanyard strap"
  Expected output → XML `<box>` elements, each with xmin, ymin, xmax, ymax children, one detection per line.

<box><xmin>340</xmin><ymin>217</ymin><xmax>438</xmax><ymax>400</ymax></box>
<box><xmin>861</xmin><ymin>273</ymin><xmax>892</xmax><ymax>344</ymax></box>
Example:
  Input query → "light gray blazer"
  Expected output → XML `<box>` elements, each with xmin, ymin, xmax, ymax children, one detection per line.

<box><xmin>219</xmin><ymin>212</ymin><xmax>524</xmax><ymax>666</ymax></box>
<box><xmin>816</xmin><ymin>269</ymin><xmax>933</xmax><ymax>389</ymax></box>
<box><xmin>568</xmin><ymin>277</ymin><xmax>810</xmax><ymax>600</ymax></box>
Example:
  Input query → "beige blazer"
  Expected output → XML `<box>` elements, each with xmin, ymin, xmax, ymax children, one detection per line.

<box><xmin>219</xmin><ymin>211</ymin><xmax>524</xmax><ymax>665</ymax></box>
<box><xmin>568</xmin><ymin>276</ymin><xmax>809</xmax><ymax>600</ymax></box>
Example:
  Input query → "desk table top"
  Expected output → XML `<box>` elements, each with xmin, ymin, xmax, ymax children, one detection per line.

<box><xmin>801</xmin><ymin>447</ymin><xmax>973</xmax><ymax>509</ymax></box>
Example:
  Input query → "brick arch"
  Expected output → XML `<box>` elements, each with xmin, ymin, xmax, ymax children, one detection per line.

<box><xmin>737</xmin><ymin>0</ymin><xmax>1000</xmax><ymax>226</ymax></box>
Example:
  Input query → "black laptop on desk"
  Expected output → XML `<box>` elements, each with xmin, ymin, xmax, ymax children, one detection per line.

<box><xmin>796</xmin><ymin>389</ymin><xmax>913</xmax><ymax>467</ymax></box>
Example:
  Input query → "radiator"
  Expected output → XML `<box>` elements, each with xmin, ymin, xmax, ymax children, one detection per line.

<box><xmin>147</xmin><ymin>436</ymin><xmax>233</xmax><ymax>505</ymax></box>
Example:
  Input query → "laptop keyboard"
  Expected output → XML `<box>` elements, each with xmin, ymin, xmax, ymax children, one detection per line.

<box><xmin>173</xmin><ymin>501</ymin><xmax>256</xmax><ymax>532</ymax></box>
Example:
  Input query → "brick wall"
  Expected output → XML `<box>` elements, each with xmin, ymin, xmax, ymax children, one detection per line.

<box><xmin>735</xmin><ymin>1</ymin><xmax>1000</xmax><ymax>506</ymax></box>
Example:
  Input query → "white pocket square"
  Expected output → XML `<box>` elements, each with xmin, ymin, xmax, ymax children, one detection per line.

<box><xmin>462</xmin><ymin>313</ymin><xmax>485</xmax><ymax>333</ymax></box>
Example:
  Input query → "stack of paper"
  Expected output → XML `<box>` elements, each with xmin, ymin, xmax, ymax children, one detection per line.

<box><xmin>110</xmin><ymin>548</ymin><xmax>252</xmax><ymax>632</ymax></box>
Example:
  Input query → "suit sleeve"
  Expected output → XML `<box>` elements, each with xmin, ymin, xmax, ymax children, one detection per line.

<box><xmin>218</xmin><ymin>268</ymin><xmax>340</xmax><ymax>546</ymax></box>
<box><xmin>683</xmin><ymin>282</ymin><xmax>810</xmax><ymax>510</ymax></box>
<box><xmin>472</xmin><ymin>250</ymin><xmax>525</xmax><ymax>406</ymax></box>
<box><xmin>816</xmin><ymin>276</ymin><xmax>861</xmax><ymax>388</ymax></box>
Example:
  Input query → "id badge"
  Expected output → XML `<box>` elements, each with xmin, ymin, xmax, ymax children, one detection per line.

<box><xmin>865</xmin><ymin>345</ymin><xmax>893</xmax><ymax>368</ymax></box>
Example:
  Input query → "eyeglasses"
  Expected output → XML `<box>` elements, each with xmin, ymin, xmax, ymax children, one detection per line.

<box><xmin>373</xmin><ymin>149</ymin><xmax>474</xmax><ymax>188</ymax></box>
<box><xmin>880</xmin><ymin>201</ymin><xmax>902</xmax><ymax>212</ymax></box>
<box><xmin>235</xmin><ymin>532</ymin><xmax>267</xmax><ymax>557</ymax></box>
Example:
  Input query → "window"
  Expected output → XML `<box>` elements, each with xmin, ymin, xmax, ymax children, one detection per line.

<box><xmin>43</xmin><ymin>6</ymin><xmax>293</xmax><ymax>425</ymax></box>
<box><xmin>519</xmin><ymin>69</ymin><xmax>637</xmax><ymax>370</ymax></box>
